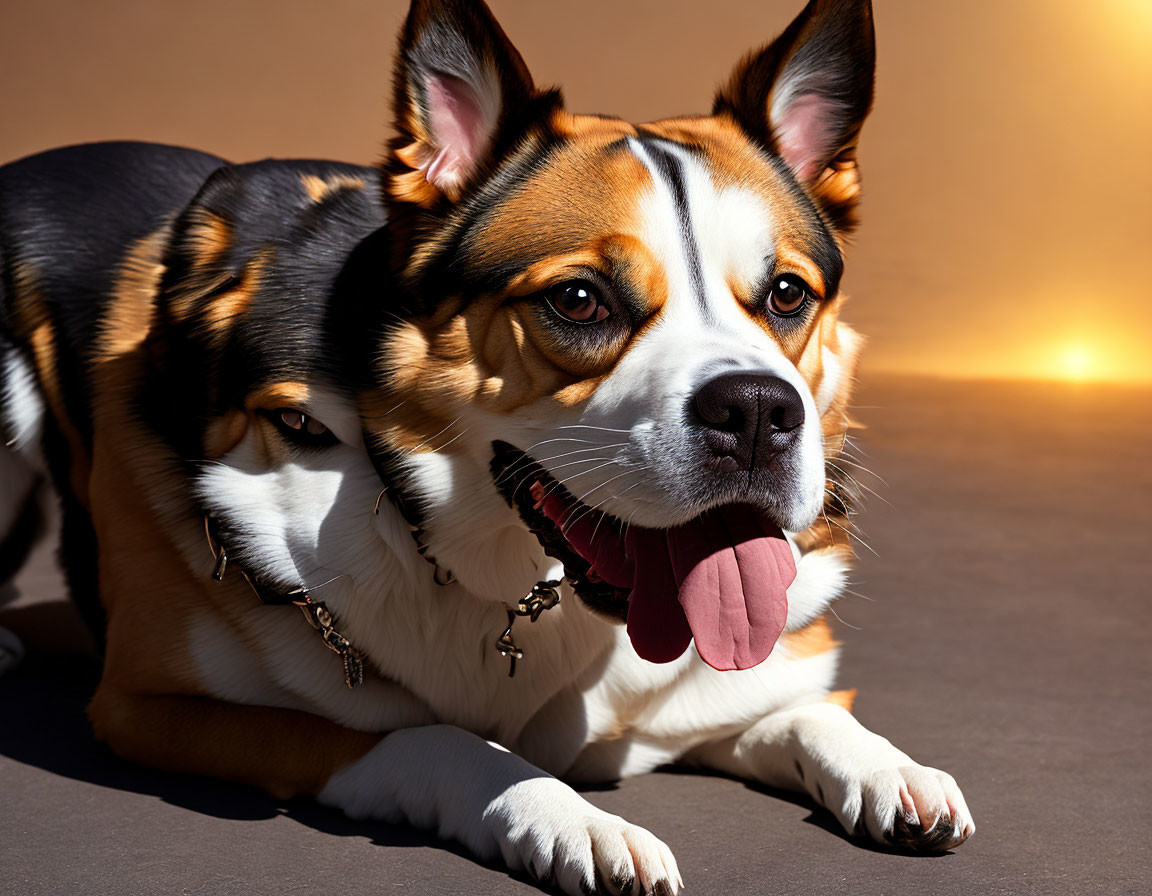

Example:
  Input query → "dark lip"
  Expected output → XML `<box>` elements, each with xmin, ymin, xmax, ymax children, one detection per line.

<box><xmin>489</xmin><ymin>440</ymin><xmax>630</xmax><ymax>621</ymax></box>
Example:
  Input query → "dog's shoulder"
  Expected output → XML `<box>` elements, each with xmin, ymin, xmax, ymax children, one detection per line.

<box><xmin>0</xmin><ymin>142</ymin><xmax>227</xmax><ymax>441</ymax></box>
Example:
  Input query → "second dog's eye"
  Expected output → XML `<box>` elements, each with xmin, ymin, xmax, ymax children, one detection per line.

<box><xmin>546</xmin><ymin>280</ymin><xmax>610</xmax><ymax>323</ymax></box>
<box><xmin>268</xmin><ymin>408</ymin><xmax>337</xmax><ymax>446</ymax></box>
<box><xmin>767</xmin><ymin>274</ymin><xmax>813</xmax><ymax>317</ymax></box>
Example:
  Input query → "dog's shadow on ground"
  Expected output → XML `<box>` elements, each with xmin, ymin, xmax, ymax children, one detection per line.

<box><xmin>0</xmin><ymin>652</ymin><xmax>589</xmax><ymax>891</ymax></box>
<box><xmin>0</xmin><ymin>652</ymin><xmax>458</xmax><ymax>839</ymax></box>
<box><xmin>656</xmin><ymin>763</ymin><xmax>955</xmax><ymax>857</ymax></box>
<box><xmin>0</xmin><ymin>649</ymin><xmax>946</xmax><ymax>896</ymax></box>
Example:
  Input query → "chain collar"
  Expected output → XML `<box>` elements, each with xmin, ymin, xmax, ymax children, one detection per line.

<box><xmin>205</xmin><ymin>483</ymin><xmax>566</xmax><ymax>687</ymax></box>
<box><xmin>372</xmin><ymin>486</ymin><xmax>565</xmax><ymax>676</ymax></box>
<box><xmin>204</xmin><ymin>517</ymin><xmax>365</xmax><ymax>688</ymax></box>
<box><xmin>494</xmin><ymin>580</ymin><xmax>562</xmax><ymax>677</ymax></box>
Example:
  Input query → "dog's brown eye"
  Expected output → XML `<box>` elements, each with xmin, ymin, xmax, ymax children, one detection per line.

<box><xmin>547</xmin><ymin>280</ymin><xmax>610</xmax><ymax>323</ymax></box>
<box><xmin>768</xmin><ymin>275</ymin><xmax>812</xmax><ymax>317</ymax></box>
<box><xmin>270</xmin><ymin>408</ymin><xmax>336</xmax><ymax>445</ymax></box>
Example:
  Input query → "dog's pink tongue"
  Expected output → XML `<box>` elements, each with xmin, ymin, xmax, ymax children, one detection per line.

<box><xmin>664</xmin><ymin>506</ymin><xmax>795</xmax><ymax>670</ymax></box>
<box><xmin>537</xmin><ymin>490</ymin><xmax>795</xmax><ymax>671</ymax></box>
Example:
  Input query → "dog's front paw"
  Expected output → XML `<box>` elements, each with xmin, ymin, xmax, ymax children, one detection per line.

<box><xmin>485</xmin><ymin>779</ymin><xmax>681</xmax><ymax>895</ymax></box>
<box><xmin>841</xmin><ymin>764</ymin><xmax>975</xmax><ymax>852</ymax></box>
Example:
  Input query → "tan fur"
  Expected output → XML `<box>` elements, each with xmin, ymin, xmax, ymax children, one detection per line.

<box><xmin>301</xmin><ymin>173</ymin><xmax>365</xmax><ymax>204</ymax></box>
<box><xmin>183</xmin><ymin>206</ymin><xmax>233</xmax><ymax>267</ymax></box>
<box><xmin>779</xmin><ymin>614</ymin><xmax>840</xmax><ymax>659</ymax></box>
<box><xmin>824</xmin><ymin>687</ymin><xmax>857</xmax><ymax>713</ymax></box>
<box><xmin>202</xmin><ymin>259</ymin><xmax>260</xmax><ymax>337</ymax></box>
<box><xmin>88</xmin><ymin>688</ymin><xmax>379</xmax><ymax>799</ymax></box>
<box><xmin>94</xmin><ymin>226</ymin><xmax>171</xmax><ymax>365</ymax></box>
<box><xmin>203</xmin><ymin>411</ymin><xmax>249</xmax><ymax>459</ymax></box>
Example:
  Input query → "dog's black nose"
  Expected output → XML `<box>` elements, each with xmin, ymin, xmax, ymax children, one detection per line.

<box><xmin>691</xmin><ymin>373</ymin><xmax>805</xmax><ymax>471</ymax></box>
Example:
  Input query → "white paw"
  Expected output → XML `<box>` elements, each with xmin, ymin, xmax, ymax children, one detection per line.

<box><xmin>484</xmin><ymin>780</ymin><xmax>682</xmax><ymax>895</ymax></box>
<box><xmin>816</xmin><ymin>761</ymin><xmax>975</xmax><ymax>851</ymax></box>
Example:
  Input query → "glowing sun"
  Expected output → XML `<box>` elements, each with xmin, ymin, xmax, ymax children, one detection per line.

<box><xmin>1058</xmin><ymin>345</ymin><xmax>1095</xmax><ymax>382</ymax></box>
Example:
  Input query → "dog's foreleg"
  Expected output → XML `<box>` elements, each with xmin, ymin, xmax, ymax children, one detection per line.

<box><xmin>88</xmin><ymin>686</ymin><xmax>385</xmax><ymax>797</ymax></box>
<box><xmin>686</xmin><ymin>699</ymin><xmax>974</xmax><ymax>851</ymax></box>
<box><xmin>90</xmin><ymin>687</ymin><xmax>680</xmax><ymax>895</ymax></box>
<box><xmin>320</xmin><ymin>725</ymin><xmax>682</xmax><ymax>896</ymax></box>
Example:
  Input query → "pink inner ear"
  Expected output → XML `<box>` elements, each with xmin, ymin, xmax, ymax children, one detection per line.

<box><xmin>424</xmin><ymin>71</ymin><xmax>493</xmax><ymax>189</ymax></box>
<box><xmin>774</xmin><ymin>92</ymin><xmax>841</xmax><ymax>183</ymax></box>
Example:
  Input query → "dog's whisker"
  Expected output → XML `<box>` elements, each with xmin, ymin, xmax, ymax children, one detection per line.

<box><xmin>543</xmin><ymin>456</ymin><xmax>616</xmax><ymax>476</ymax></box>
<box><xmin>302</xmin><ymin>572</ymin><xmax>349</xmax><ymax>593</ymax></box>
<box><xmin>494</xmin><ymin>456</ymin><xmax>547</xmax><ymax>488</ymax></box>
<box><xmin>374</xmin><ymin>399</ymin><xmax>407</xmax><ymax>421</ymax></box>
<box><xmin>621</xmin><ymin>506</ymin><xmax>641</xmax><ymax>544</ymax></box>
<box><xmin>426</xmin><ymin>425</ymin><xmax>471</xmax><ymax>454</ymax></box>
<box><xmin>540</xmin><ymin>442</ymin><xmax>630</xmax><ymax>461</ymax></box>
<box><xmin>404</xmin><ymin>414</ymin><xmax>463</xmax><ymax>455</ymax></box>
<box><xmin>555</xmin><ymin>424</ymin><xmax>633</xmax><ymax>434</ymax></box>
<box><xmin>611</xmin><ymin>480</ymin><xmax>644</xmax><ymax>503</ymax></box>
<box><xmin>554</xmin><ymin>455</ymin><xmax>640</xmax><ymax>489</ymax></box>
<box><xmin>828</xmin><ymin>456</ymin><xmax>887</xmax><ymax>484</ymax></box>
<box><xmin>498</xmin><ymin>451</ymin><xmax>619</xmax><ymax>491</ymax></box>
<box><xmin>520</xmin><ymin>436</ymin><xmax>596</xmax><ymax>452</ymax></box>
<box><xmin>526</xmin><ymin>456</ymin><xmax>627</xmax><ymax>507</ymax></box>
<box><xmin>587</xmin><ymin>497</ymin><xmax>619</xmax><ymax>545</ymax></box>
<box><xmin>569</xmin><ymin>467</ymin><xmax>638</xmax><ymax>509</ymax></box>
<box><xmin>558</xmin><ymin>468</ymin><xmax>640</xmax><ymax>535</ymax></box>
<box><xmin>828</xmin><ymin>605</ymin><xmax>862</xmax><ymax>631</ymax></box>
<box><xmin>552</xmin><ymin>461</ymin><xmax>631</xmax><ymax>523</ymax></box>
<box><xmin>555</xmin><ymin>459</ymin><xmax>625</xmax><ymax>499</ymax></box>
<box><xmin>589</xmin><ymin>481</ymin><xmax>647</xmax><ymax>537</ymax></box>
<box><xmin>826</xmin><ymin>462</ymin><xmax>890</xmax><ymax>508</ymax></box>
<box><xmin>824</xmin><ymin>518</ymin><xmax>880</xmax><ymax>557</ymax></box>
<box><xmin>494</xmin><ymin>444</ymin><xmax>631</xmax><ymax>488</ymax></box>
<box><xmin>820</xmin><ymin>506</ymin><xmax>837</xmax><ymax>546</ymax></box>
<box><xmin>559</xmin><ymin>501</ymin><xmax>602</xmax><ymax>535</ymax></box>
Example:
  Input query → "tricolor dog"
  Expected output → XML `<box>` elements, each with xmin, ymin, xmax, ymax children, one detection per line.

<box><xmin>0</xmin><ymin>0</ymin><xmax>974</xmax><ymax>891</ymax></box>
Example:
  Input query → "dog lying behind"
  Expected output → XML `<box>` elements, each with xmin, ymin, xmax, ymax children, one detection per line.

<box><xmin>0</xmin><ymin>0</ymin><xmax>974</xmax><ymax>891</ymax></box>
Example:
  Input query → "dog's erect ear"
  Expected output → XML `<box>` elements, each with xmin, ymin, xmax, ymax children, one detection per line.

<box><xmin>388</xmin><ymin>0</ymin><xmax>540</xmax><ymax>207</ymax></box>
<box><xmin>714</xmin><ymin>0</ymin><xmax>875</xmax><ymax>231</ymax></box>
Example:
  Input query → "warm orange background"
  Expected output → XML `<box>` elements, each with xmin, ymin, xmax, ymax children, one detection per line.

<box><xmin>2</xmin><ymin>0</ymin><xmax>1149</xmax><ymax>383</ymax></box>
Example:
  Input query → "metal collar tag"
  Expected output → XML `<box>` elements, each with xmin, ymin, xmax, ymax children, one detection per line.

<box><xmin>495</xmin><ymin>580</ymin><xmax>562</xmax><ymax>678</ymax></box>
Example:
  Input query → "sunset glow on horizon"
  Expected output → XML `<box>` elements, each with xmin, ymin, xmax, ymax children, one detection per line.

<box><xmin>1057</xmin><ymin>345</ymin><xmax>1095</xmax><ymax>383</ymax></box>
<box><xmin>864</xmin><ymin>331</ymin><xmax>1152</xmax><ymax>386</ymax></box>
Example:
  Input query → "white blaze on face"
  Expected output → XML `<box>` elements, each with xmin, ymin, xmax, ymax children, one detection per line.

<box><xmin>558</xmin><ymin>136</ymin><xmax>826</xmax><ymax>530</ymax></box>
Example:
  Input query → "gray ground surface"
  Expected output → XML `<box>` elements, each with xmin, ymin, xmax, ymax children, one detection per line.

<box><xmin>2</xmin><ymin>375</ymin><xmax>1149</xmax><ymax>895</ymax></box>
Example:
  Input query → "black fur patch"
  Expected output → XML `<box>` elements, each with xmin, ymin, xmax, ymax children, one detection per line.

<box><xmin>142</xmin><ymin>158</ymin><xmax>386</xmax><ymax>459</ymax></box>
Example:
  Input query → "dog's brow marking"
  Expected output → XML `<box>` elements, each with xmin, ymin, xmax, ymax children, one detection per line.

<box><xmin>627</xmin><ymin>136</ymin><xmax>713</xmax><ymax>324</ymax></box>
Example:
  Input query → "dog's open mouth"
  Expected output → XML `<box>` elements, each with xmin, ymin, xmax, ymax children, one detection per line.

<box><xmin>491</xmin><ymin>441</ymin><xmax>797</xmax><ymax>671</ymax></box>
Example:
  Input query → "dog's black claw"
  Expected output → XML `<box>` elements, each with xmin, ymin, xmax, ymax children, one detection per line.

<box><xmin>886</xmin><ymin>813</ymin><xmax>964</xmax><ymax>853</ymax></box>
<box><xmin>609</xmin><ymin>873</ymin><xmax>634</xmax><ymax>896</ymax></box>
<box><xmin>650</xmin><ymin>880</ymin><xmax>674</xmax><ymax>896</ymax></box>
